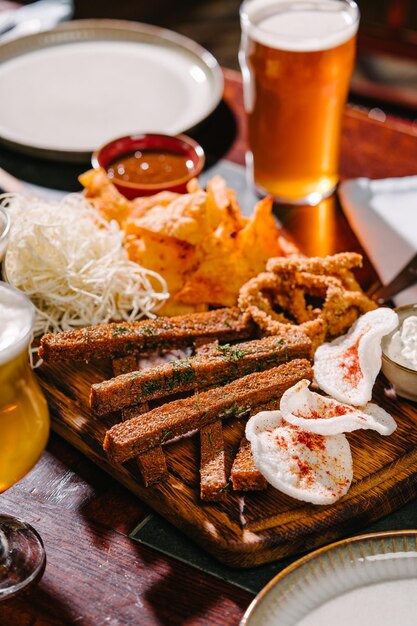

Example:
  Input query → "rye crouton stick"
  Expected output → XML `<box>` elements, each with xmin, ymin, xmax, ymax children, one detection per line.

<box><xmin>112</xmin><ymin>355</ymin><xmax>151</xmax><ymax>420</ymax></box>
<box><xmin>91</xmin><ymin>333</ymin><xmax>312</xmax><ymax>415</ymax></box>
<box><xmin>112</xmin><ymin>355</ymin><xmax>138</xmax><ymax>377</ymax></box>
<box><xmin>231</xmin><ymin>438</ymin><xmax>267</xmax><ymax>492</ymax></box>
<box><xmin>103</xmin><ymin>359</ymin><xmax>313</xmax><ymax>463</ymax></box>
<box><xmin>200</xmin><ymin>421</ymin><xmax>228</xmax><ymax>501</ymax></box>
<box><xmin>229</xmin><ymin>398</ymin><xmax>286</xmax><ymax>492</ymax></box>
<box><xmin>136</xmin><ymin>447</ymin><xmax>168</xmax><ymax>487</ymax></box>
<box><xmin>39</xmin><ymin>307</ymin><xmax>253</xmax><ymax>363</ymax></box>
<box><xmin>112</xmin><ymin>356</ymin><xmax>168</xmax><ymax>486</ymax></box>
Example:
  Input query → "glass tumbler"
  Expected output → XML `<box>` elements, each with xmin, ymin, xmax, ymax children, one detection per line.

<box><xmin>239</xmin><ymin>0</ymin><xmax>359</xmax><ymax>205</ymax></box>
<box><xmin>0</xmin><ymin>281</ymin><xmax>50</xmax><ymax>599</ymax></box>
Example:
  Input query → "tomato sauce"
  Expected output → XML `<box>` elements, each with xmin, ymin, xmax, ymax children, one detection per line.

<box><xmin>107</xmin><ymin>150</ymin><xmax>193</xmax><ymax>185</ymax></box>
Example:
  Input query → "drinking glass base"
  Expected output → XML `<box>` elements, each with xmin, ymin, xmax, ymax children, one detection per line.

<box><xmin>245</xmin><ymin>151</ymin><xmax>338</xmax><ymax>206</ymax></box>
<box><xmin>0</xmin><ymin>515</ymin><xmax>46</xmax><ymax>600</ymax></box>
<box><xmin>252</xmin><ymin>179</ymin><xmax>337</xmax><ymax>207</ymax></box>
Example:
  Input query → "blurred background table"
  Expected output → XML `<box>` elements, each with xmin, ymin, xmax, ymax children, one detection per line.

<box><xmin>0</xmin><ymin>66</ymin><xmax>417</xmax><ymax>625</ymax></box>
<box><xmin>3</xmin><ymin>0</ymin><xmax>417</xmax><ymax>117</ymax></box>
<box><xmin>70</xmin><ymin>0</ymin><xmax>417</xmax><ymax>117</ymax></box>
<box><xmin>1</xmin><ymin>1</ymin><xmax>417</xmax><ymax>623</ymax></box>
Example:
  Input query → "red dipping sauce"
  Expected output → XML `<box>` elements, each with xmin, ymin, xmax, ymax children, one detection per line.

<box><xmin>92</xmin><ymin>133</ymin><xmax>205</xmax><ymax>199</ymax></box>
<box><xmin>107</xmin><ymin>150</ymin><xmax>193</xmax><ymax>185</ymax></box>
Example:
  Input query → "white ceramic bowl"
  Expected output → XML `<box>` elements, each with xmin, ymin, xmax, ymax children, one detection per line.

<box><xmin>241</xmin><ymin>531</ymin><xmax>417</xmax><ymax>626</ymax></box>
<box><xmin>381</xmin><ymin>304</ymin><xmax>417</xmax><ymax>403</ymax></box>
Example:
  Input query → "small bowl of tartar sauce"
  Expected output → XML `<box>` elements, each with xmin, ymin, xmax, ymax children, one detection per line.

<box><xmin>382</xmin><ymin>304</ymin><xmax>417</xmax><ymax>402</ymax></box>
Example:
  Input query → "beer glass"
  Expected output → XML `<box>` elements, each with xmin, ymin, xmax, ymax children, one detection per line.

<box><xmin>240</xmin><ymin>0</ymin><xmax>359</xmax><ymax>205</ymax></box>
<box><xmin>0</xmin><ymin>281</ymin><xmax>50</xmax><ymax>599</ymax></box>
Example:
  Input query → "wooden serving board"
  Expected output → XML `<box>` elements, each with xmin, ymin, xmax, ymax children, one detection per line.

<box><xmin>37</xmin><ymin>357</ymin><xmax>417</xmax><ymax>568</ymax></box>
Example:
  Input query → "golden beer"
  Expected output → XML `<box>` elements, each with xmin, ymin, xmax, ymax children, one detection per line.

<box><xmin>0</xmin><ymin>282</ymin><xmax>49</xmax><ymax>493</ymax></box>
<box><xmin>240</xmin><ymin>0</ymin><xmax>359</xmax><ymax>204</ymax></box>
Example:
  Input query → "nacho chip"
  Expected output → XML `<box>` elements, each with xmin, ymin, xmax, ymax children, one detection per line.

<box><xmin>79</xmin><ymin>171</ymin><xmax>290</xmax><ymax>314</ymax></box>
<box><xmin>186</xmin><ymin>178</ymin><xmax>202</xmax><ymax>193</ymax></box>
<box><xmin>176</xmin><ymin>197</ymin><xmax>283</xmax><ymax>307</ymax></box>
<box><xmin>80</xmin><ymin>168</ymin><xmax>131</xmax><ymax>224</ymax></box>
<box><xmin>129</xmin><ymin>191</ymin><xmax>209</xmax><ymax>245</ymax></box>
<box><xmin>130</xmin><ymin>191</ymin><xmax>180</xmax><ymax>219</ymax></box>
<box><xmin>126</xmin><ymin>228</ymin><xmax>197</xmax><ymax>294</ymax></box>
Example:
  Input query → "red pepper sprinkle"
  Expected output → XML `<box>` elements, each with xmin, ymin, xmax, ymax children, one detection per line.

<box><xmin>294</xmin><ymin>429</ymin><xmax>326</xmax><ymax>452</ymax></box>
<box><xmin>275</xmin><ymin>434</ymin><xmax>288</xmax><ymax>449</ymax></box>
<box><xmin>295</xmin><ymin>409</ymin><xmax>322</xmax><ymax>420</ymax></box>
<box><xmin>340</xmin><ymin>331</ymin><xmax>366</xmax><ymax>387</ymax></box>
<box><xmin>295</xmin><ymin>398</ymin><xmax>353</xmax><ymax>420</ymax></box>
<box><xmin>333</xmin><ymin>404</ymin><xmax>350</xmax><ymax>416</ymax></box>
<box><xmin>294</xmin><ymin>457</ymin><xmax>311</xmax><ymax>476</ymax></box>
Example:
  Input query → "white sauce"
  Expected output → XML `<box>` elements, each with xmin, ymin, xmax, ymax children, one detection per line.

<box><xmin>388</xmin><ymin>315</ymin><xmax>417</xmax><ymax>371</ymax></box>
<box><xmin>0</xmin><ymin>282</ymin><xmax>33</xmax><ymax>365</ymax></box>
<box><xmin>241</xmin><ymin>0</ymin><xmax>359</xmax><ymax>51</ymax></box>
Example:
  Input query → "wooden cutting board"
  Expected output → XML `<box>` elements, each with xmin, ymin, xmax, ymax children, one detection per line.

<box><xmin>36</xmin><ymin>356</ymin><xmax>417</xmax><ymax>568</ymax></box>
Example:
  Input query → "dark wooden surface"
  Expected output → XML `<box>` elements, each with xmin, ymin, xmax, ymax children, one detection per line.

<box><xmin>72</xmin><ymin>0</ymin><xmax>417</xmax><ymax>117</ymax></box>
<box><xmin>1</xmin><ymin>68</ymin><xmax>417</xmax><ymax>624</ymax></box>
<box><xmin>35</xmin><ymin>354</ymin><xmax>417</xmax><ymax>568</ymax></box>
<box><xmin>6</xmin><ymin>0</ymin><xmax>417</xmax><ymax>117</ymax></box>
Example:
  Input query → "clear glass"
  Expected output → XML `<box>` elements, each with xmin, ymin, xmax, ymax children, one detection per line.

<box><xmin>0</xmin><ymin>516</ymin><xmax>46</xmax><ymax>599</ymax></box>
<box><xmin>0</xmin><ymin>207</ymin><xmax>11</xmax><ymax>261</ymax></box>
<box><xmin>239</xmin><ymin>0</ymin><xmax>360</xmax><ymax>205</ymax></box>
<box><xmin>0</xmin><ymin>281</ymin><xmax>49</xmax><ymax>600</ymax></box>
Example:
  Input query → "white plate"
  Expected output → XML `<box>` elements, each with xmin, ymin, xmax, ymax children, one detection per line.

<box><xmin>339</xmin><ymin>176</ymin><xmax>417</xmax><ymax>306</ymax></box>
<box><xmin>241</xmin><ymin>531</ymin><xmax>417</xmax><ymax>626</ymax></box>
<box><xmin>0</xmin><ymin>19</ymin><xmax>223</xmax><ymax>162</ymax></box>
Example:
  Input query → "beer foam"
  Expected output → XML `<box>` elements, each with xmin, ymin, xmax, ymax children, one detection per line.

<box><xmin>241</xmin><ymin>0</ymin><xmax>359</xmax><ymax>52</ymax></box>
<box><xmin>0</xmin><ymin>282</ymin><xmax>33</xmax><ymax>365</ymax></box>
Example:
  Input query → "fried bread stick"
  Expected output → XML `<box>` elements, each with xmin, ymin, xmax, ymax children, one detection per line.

<box><xmin>103</xmin><ymin>359</ymin><xmax>313</xmax><ymax>463</ymax></box>
<box><xmin>196</xmin><ymin>342</ymin><xmax>229</xmax><ymax>500</ymax></box>
<box><xmin>112</xmin><ymin>356</ymin><xmax>168</xmax><ymax>486</ymax></box>
<box><xmin>136</xmin><ymin>447</ymin><xmax>168</xmax><ymax>487</ymax></box>
<box><xmin>230</xmin><ymin>397</ymin><xmax>296</xmax><ymax>491</ymax></box>
<box><xmin>112</xmin><ymin>355</ymin><xmax>150</xmax><ymax>420</ymax></box>
<box><xmin>91</xmin><ymin>334</ymin><xmax>311</xmax><ymax>415</ymax></box>
<box><xmin>200</xmin><ymin>421</ymin><xmax>228</xmax><ymax>501</ymax></box>
<box><xmin>39</xmin><ymin>307</ymin><xmax>253</xmax><ymax>363</ymax></box>
<box><xmin>231</xmin><ymin>438</ymin><xmax>267</xmax><ymax>491</ymax></box>
<box><xmin>112</xmin><ymin>355</ymin><xmax>138</xmax><ymax>377</ymax></box>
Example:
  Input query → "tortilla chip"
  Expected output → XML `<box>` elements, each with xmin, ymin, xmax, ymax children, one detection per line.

<box><xmin>79</xmin><ymin>168</ymin><xmax>131</xmax><ymax>225</ymax></box>
<box><xmin>125</xmin><ymin>227</ymin><xmax>198</xmax><ymax>298</ymax></box>
<box><xmin>186</xmin><ymin>178</ymin><xmax>202</xmax><ymax>193</ymax></box>
<box><xmin>79</xmin><ymin>171</ymin><xmax>291</xmax><ymax>314</ymax></box>
<box><xmin>158</xmin><ymin>300</ymin><xmax>208</xmax><ymax>316</ymax></box>
<box><xmin>130</xmin><ymin>191</ymin><xmax>209</xmax><ymax>245</ymax></box>
<box><xmin>130</xmin><ymin>192</ymin><xmax>181</xmax><ymax>219</ymax></box>
<box><xmin>176</xmin><ymin>196</ymin><xmax>283</xmax><ymax>307</ymax></box>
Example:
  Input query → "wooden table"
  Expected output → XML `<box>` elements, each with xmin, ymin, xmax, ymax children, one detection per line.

<box><xmin>1</xmin><ymin>69</ymin><xmax>417</xmax><ymax>626</ymax></box>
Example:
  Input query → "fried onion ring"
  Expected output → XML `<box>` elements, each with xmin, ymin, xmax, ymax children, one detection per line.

<box><xmin>266</xmin><ymin>252</ymin><xmax>363</xmax><ymax>276</ymax></box>
<box><xmin>239</xmin><ymin>253</ymin><xmax>376</xmax><ymax>350</ymax></box>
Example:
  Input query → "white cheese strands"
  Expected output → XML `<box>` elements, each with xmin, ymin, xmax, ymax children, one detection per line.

<box><xmin>314</xmin><ymin>308</ymin><xmax>399</xmax><ymax>406</ymax></box>
<box><xmin>1</xmin><ymin>193</ymin><xmax>169</xmax><ymax>339</ymax></box>
<box><xmin>245</xmin><ymin>410</ymin><xmax>353</xmax><ymax>505</ymax></box>
<box><xmin>280</xmin><ymin>380</ymin><xmax>397</xmax><ymax>436</ymax></box>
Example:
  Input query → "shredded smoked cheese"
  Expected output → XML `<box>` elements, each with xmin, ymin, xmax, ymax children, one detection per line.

<box><xmin>1</xmin><ymin>193</ymin><xmax>169</xmax><ymax>340</ymax></box>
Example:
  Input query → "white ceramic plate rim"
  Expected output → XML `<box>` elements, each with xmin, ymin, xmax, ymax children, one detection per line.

<box><xmin>0</xmin><ymin>19</ymin><xmax>223</xmax><ymax>162</ymax></box>
<box><xmin>240</xmin><ymin>530</ymin><xmax>417</xmax><ymax>626</ymax></box>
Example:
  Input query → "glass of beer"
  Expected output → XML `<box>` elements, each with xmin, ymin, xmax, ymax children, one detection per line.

<box><xmin>239</xmin><ymin>0</ymin><xmax>359</xmax><ymax>205</ymax></box>
<box><xmin>0</xmin><ymin>281</ymin><xmax>50</xmax><ymax>599</ymax></box>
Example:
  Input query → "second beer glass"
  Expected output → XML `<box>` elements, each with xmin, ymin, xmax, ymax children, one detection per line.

<box><xmin>240</xmin><ymin>0</ymin><xmax>359</xmax><ymax>205</ymax></box>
